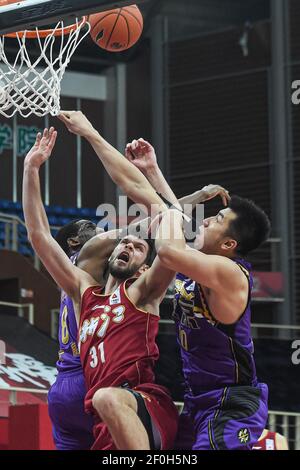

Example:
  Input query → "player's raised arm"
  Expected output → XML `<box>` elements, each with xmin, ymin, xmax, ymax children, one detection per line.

<box><xmin>125</xmin><ymin>138</ymin><xmax>231</xmax><ymax>212</ymax></box>
<box><xmin>23</xmin><ymin>128</ymin><xmax>94</xmax><ymax>301</ymax></box>
<box><xmin>57</xmin><ymin>111</ymin><xmax>167</xmax><ymax>216</ymax></box>
<box><xmin>125</xmin><ymin>138</ymin><xmax>181</xmax><ymax>209</ymax></box>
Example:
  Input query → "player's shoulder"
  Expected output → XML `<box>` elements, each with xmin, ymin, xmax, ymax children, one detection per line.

<box><xmin>275</xmin><ymin>432</ymin><xmax>289</xmax><ymax>450</ymax></box>
<box><xmin>208</xmin><ymin>256</ymin><xmax>248</xmax><ymax>292</ymax></box>
<box><xmin>81</xmin><ymin>283</ymin><xmax>104</xmax><ymax>303</ymax></box>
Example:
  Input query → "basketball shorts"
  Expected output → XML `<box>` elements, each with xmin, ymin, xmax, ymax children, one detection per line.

<box><xmin>48</xmin><ymin>369</ymin><xmax>94</xmax><ymax>450</ymax></box>
<box><xmin>181</xmin><ymin>382</ymin><xmax>268</xmax><ymax>450</ymax></box>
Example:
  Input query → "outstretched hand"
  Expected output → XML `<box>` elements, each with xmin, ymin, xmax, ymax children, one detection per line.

<box><xmin>58</xmin><ymin>110</ymin><xmax>96</xmax><ymax>139</ymax></box>
<box><xmin>125</xmin><ymin>138</ymin><xmax>157</xmax><ymax>173</ymax></box>
<box><xmin>200</xmin><ymin>184</ymin><xmax>231</xmax><ymax>206</ymax></box>
<box><xmin>24</xmin><ymin>127</ymin><xmax>57</xmax><ymax>169</ymax></box>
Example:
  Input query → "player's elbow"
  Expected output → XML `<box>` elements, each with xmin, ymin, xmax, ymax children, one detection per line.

<box><xmin>27</xmin><ymin>228</ymin><xmax>40</xmax><ymax>245</ymax></box>
<box><xmin>157</xmin><ymin>245</ymin><xmax>176</xmax><ymax>269</ymax></box>
<box><xmin>28</xmin><ymin>229</ymin><xmax>48</xmax><ymax>251</ymax></box>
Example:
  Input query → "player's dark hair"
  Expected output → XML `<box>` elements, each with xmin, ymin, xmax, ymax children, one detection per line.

<box><xmin>55</xmin><ymin>219</ymin><xmax>96</xmax><ymax>256</ymax></box>
<box><xmin>55</xmin><ymin>220</ymin><xmax>81</xmax><ymax>255</ymax></box>
<box><xmin>227</xmin><ymin>195</ymin><xmax>271</xmax><ymax>256</ymax></box>
<box><xmin>77</xmin><ymin>220</ymin><xmax>97</xmax><ymax>246</ymax></box>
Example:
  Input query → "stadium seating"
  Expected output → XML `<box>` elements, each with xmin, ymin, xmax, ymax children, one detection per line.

<box><xmin>0</xmin><ymin>200</ymin><xmax>100</xmax><ymax>256</ymax></box>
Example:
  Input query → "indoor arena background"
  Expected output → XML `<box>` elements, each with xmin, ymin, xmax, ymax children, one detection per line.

<box><xmin>0</xmin><ymin>0</ymin><xmax>299</xmax><ymax>450</ymax></box>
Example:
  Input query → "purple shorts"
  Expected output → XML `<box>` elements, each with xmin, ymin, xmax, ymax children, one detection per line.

<box><xmin>48</xmin><ymin>370</ymin><xmax>94</xmax><ymax>450</ymax></box>
<box><xmin>176</xmin><ymin>383</ymin><xmax>268</xmax><ymax>450</ymax></box>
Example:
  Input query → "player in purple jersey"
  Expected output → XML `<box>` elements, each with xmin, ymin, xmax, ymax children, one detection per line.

<box><xmin>126</xmin><ymin>139</ymin><xmax>271</xmax><ymax>450</ymax></box>
<box><xmin>48</xmin><ymin>220</ymin><xmax>98</xmax><ymax>450</ymax></box>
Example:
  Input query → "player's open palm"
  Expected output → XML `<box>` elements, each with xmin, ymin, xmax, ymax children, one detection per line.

<box><xmin>125</xmin><ymin>138</ymin><xmax>157</xmax><ymax>173</ymax></box>
<box><xmin>24</xmin><ymin>127</ymin><xmax>57</xmax><ymax>169</ymax></box>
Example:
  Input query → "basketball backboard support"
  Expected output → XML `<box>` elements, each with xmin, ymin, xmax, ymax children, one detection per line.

<box><xmin>0</xmin><ymin>0</ymin><xmax>146</xmax><ymax>35</ymax></box>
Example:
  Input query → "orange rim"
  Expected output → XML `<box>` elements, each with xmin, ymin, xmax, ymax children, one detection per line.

<box><xmin>3</xmin><ymin>16</ymin><xmax>87</xmax><ymax>38</ymax></box>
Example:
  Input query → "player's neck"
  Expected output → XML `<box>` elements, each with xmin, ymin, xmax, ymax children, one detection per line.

<box><xmin>104</xmin><ymin>275</ymin><xmax>123</xmax><ymax>295</ymax></box>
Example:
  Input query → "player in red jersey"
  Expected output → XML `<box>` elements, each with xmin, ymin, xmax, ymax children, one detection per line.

<box><xmin>22</xmin><ymin>119</ymin><xmax>186</xmax><ymax>450</ymax></box>
<box><xmin>252</xmin><ymin>429</ymin><xmax>289</xmax><ymax>450</ymax></box>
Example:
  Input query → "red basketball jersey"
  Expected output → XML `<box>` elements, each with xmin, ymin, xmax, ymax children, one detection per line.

<box><xmin>79</xmin><ymin>279</ymin><xmax>160</xmax><ymax>414</ymax></box>
<box><xmin>254</xmin><ymin>431</ymin><xmax>277</xmax><ymax>450</ymax></box>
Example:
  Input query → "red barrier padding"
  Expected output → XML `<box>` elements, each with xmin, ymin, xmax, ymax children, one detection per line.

<box><xmin>0</xmin><ymin>417</ymin><xmax>8</xmax><ymax>449</ymax></box>
<box><xmin>8</xmin><ymin>403</ymin><xmax>55</xmax><ymax>450</ymax></box>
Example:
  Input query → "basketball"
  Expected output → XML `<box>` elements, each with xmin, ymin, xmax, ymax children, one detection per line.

<box><xmin>0</xmin><ymin>0</ymin><xmax>25</xmax><ymax>6</ymax></box>
<box><xmin>89</xmin><ymin>5</ymin><xmax>143</xmax><ymax>52</ymax></box>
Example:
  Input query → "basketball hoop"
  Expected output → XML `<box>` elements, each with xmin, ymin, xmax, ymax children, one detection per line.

<box><xmin>0</xmin><ymin>13</ymin><xmax>90</xmax><ymax>118</ymax></box>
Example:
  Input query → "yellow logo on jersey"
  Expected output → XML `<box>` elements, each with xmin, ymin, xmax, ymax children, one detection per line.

<box><xmin>238</xmin><ymin>428</ymin><xmax>250</xmax><ymax>444</ymax></box>
<box><xmin>175</xmin><ymin>279</ymin><xmax>195</xmax><ymax>302</ymax></box>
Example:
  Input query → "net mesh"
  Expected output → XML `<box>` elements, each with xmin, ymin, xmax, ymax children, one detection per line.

<box><xmin>0</xmin><ymin>19</ymin><xmax>91</xmax><ymax>118</ymax></box>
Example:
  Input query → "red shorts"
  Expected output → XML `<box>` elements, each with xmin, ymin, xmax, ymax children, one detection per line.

<box><xmin>91</xmin><ymin>383</ymin><xmax>178</xmax><ymax>450</ymax></box>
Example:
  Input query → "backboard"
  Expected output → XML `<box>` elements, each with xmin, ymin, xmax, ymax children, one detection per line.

<box><xmin>0</xmin><ymin>0</ymin><xmax>146</xmax><ymax>35</ymax></box>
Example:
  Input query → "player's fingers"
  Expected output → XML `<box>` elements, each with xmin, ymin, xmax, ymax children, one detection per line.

<box><xmin>219</xmin><ymin>190</ymin><xmax>230</xmax><ymax>206</ymax></box>
<box><xmin>47</xmin><ymin>127</ymin><xmax>55</xmax><ymax>142</ymax></box>
<box><xmin>60</xmin><ymin>110</ymin><xmax>73</xmax><ymax>118</ymax></box>
<box><xmin>40</xmin><ymin>129</ymin><xmax>49</xmax><ymax>145</ymax></box>
<box><xmin>127</xmin><ymin>144</ymin><xmax>138</xmax><ymax>157</ymax></box>
<box><xmin>139</xmin><ymin>137</ymin><xmax>151</xmax><ymax>147</ymax></box>
<box><xmin>128</xmin><ymin>149</ymin><xmax>136</xmax><ymax>161</ymax></box>
<box><xmin>221</xmin><ymin>193</ymin><xmax>228</xmax><ymax>206</ymax></box>
<box><xmin>218</xmin><ymin>186</ymin><xmax>230</xmax><ymax>196</ymax></box>
<box><xmin>57</xmin><ymin>113</ymin><xmax>71</xmax><ymax>123</ymax></box>
<box><xmin>132</xmin><ymin>139</ymin><xmax>138</xmax><ymax>150</ymax></box>
<box><xmin>128</xmin><ymin>143</ymin><xmax>136</xmax><ymax>152</ymax></box>
<box><xmin>47</xmin><ymin>130</ymin><xmax>57</xmax><ymax>151</ymax></box>
<box><xmin>125</xmin><ymin>148</ymin><xmax>134</xmax><ymax>161</ymax></box>
<box><xmin>35</xmin><ymin>132</ymin><xmax>42</xmax><ymax>144</ymax></box>
<box><xmin>222</xmin><ymin>189</ymin><xmax>231</xmax><ymax>202</ymax></box>
<box><xmin>57</xmin><ymin>114</ymin><xmax>66</xmax><ymax>123</ymax></box>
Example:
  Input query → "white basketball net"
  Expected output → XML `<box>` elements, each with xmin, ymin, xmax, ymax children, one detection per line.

<box><xmin>0</xmin><ymin>19</ymin><xmax>91</xmax><ymax>118</ymax></box>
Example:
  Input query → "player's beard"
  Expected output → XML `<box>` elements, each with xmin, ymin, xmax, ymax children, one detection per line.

<box><xmin>108</xmin><ymin>258</ymin><xmax>140</xmax><ymax>280</ymax></box>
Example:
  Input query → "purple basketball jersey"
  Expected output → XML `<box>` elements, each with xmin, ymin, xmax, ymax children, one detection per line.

<box><xmin>173</xmin><ymin>259</ymin><xmax>268</xmax><ymax>450</ymax></box>
<box><xmin>56</xmin><ymin>254</ymin><xmax>82</xmax><ymax>373</ymax></box>
<box><xmin>173</xmin><ymin>258</ymin><xmax>257</xmax><ymax>395</ymax></box>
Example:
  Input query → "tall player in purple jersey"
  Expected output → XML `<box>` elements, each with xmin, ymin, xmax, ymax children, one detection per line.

<box><xmin>126</xmin><ymin>139</ymin><xmax>270</xmax><ymax>450</ymax></box>
<box><xmin>48</xmin><ymin>220</ymin><xmax>98</xmax><ymax>450</ymax></box>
